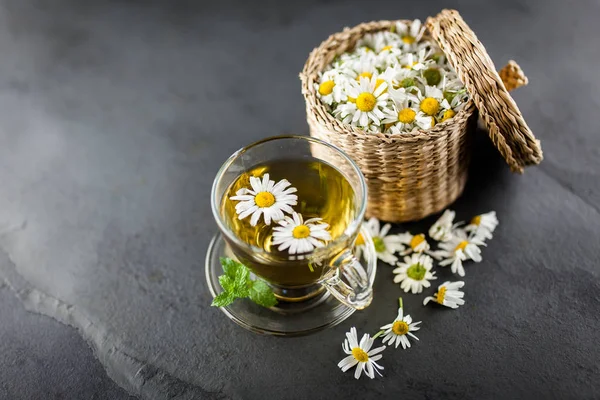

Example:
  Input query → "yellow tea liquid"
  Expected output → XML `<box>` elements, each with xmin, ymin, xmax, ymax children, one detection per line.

<box><xmin>220</xmin><ymin>158</ymin><xmax>356</xmax><ymax>288</ymax></box>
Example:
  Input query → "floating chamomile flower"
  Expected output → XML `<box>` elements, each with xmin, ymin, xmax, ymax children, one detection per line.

<box><xmin>435</xmin><ymin>229</ymin><xmax>485</xmax><ymax>277</ymax></box>
<box><xmin>378</xmin><ymin>300</ymin><xmax>422</xmax><ymax>349</ymax></box>
<box><xmin>397</xmin><ymin>232</ymin><xmax>430</xmax><ymax>255</ymax></box>
<box><xmin>272</xmin><ymin>212</ymin><xmax>331</xmax><ymax>255</ymax></box>
<box><xmin>395</xmin><ymin>19</ymin><xmax>424</xmax><ymax>50</ymax></box>
<box><xmin>393</xmin><ymin>253</ymin><xmax>437</xmax><ymax>294</ymax></box>
<box><xmin>335</xmin><ymin>76</ymin><xmax>391</xmax><ymax>128</ymax></box>
<box><xmin>465</xmin><ymin>211</ymin><xmax>498</xmax><ymax>240</ymax></box>
<box><xmin>358</xmin><ymin>217</ymin><xmax>405</xmax><ymax>265</ymax></box>
<box><xmin>423</xmin><ymin>281</ymin><xmax>465</xmax><ymax>309</ymax></box>
<box><xmin>429</xmin><ymin>209</ymin><xmax>457</xmax><ymax>242</ymax></box>
<box><xmin>338</xmin><ymin>327</ymin><xmax>385</xmax><ymax>379</ymax></box>
<box><xmin>230</xmin><ymin>174</ymin><xmax>298</xmax><ymax>226</ymax></box>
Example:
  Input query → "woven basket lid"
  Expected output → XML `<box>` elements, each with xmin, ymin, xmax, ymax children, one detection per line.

<box><xmin>426</xmin><ymin>9</ymin><xmax>543</xmax><ymax>173</ymax></box>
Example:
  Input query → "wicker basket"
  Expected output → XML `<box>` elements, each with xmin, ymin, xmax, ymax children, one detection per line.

<box><xmin>300</xmin><ymin>10</ymin><xmax>542</xmax><ymax>223</ymax></box>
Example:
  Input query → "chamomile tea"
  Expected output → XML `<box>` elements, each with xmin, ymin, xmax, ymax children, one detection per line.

<box><xmin>220</xmin><ymin>158</ymin><xmax>356</xmax><ymax>288</ymax></box>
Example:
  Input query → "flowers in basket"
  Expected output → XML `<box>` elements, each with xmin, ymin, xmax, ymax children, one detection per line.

<box><xmin>315</xmin><ymin>20</ymin><xmax>468</xmax><ymax>134</ymax></box>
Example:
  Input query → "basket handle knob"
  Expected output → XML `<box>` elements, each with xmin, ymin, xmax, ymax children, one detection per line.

<box><xmin>499</xmin><ymin>60</ymin><xmax>528</xmax><ymax>92</ymax></box>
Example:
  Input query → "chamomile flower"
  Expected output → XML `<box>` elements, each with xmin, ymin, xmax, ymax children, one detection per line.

<box><xmin>336</xmin><ymin>76</ymin><xmax>391</xmax><ymax>128</ymax></box>
<box><xmin>435</xmin><ymin>229</ymin><xmax>485</xmax><ymax>277</ymax></box>
<box><xmin>429</xmin><ymin>209</ymin><xmax>457</xmax><ymax>242</ymax></box>
<box><xmin>383</xmin><ymin>89</ymin><xmax>420</xmax><ymax>133</ymax></box>
<box><xmin>418</xmin><ymin>85</ymin><xmax>451</xmax><ymax>118</ymax></box>
<box><xmin>357</xmin><ymin>31</ymin><xmax>397</xmax><ymax>53</ymax></box>
<box><xmin>272</xmin><ymin>212</ymin><xmax>331</xmax><ymax>255</ymax></box>
<box><xmin>423</xmin><ymin>281</ymin><xmax>465</xmax><ymax>309</ymax></box>
<box><xmin>358</xmin><ymin>217</ymin><xmax>405</xmax><ymax>265</ymax></box>
<box><xmin>465</xmin><ymin>211</ymin><xmax>499</xmax><ymax>240</ymax></box>
<box><xmin>397</xmin><ymin>232</ymin><xmax>430</xmax><ymax>255</ymax></box>
<box><xmin>349</xmin><ymin>55</ymin><xmax>378</xmax><ymax>81</ymax></box>
<box><xmin>393</xmin><ymin>253</ymin><xmax>437</xmax><ymax>294</ymax></box>
<box><xmin>230</xmin><ymin>174</ymin><xmax>297</xmax><ymax>226</ymax></box>
<box><xmin>338</xmin><ymin>327</ymin><xmax>385</xmax><ymax>379</ymax></box>
<box><xmin>315</xmin><ymin>70</ymin><xmax>348</xmax><ymax>105</ymax></box>
<box><xmin>395</xmin><ymin>19</ymin><xmax>424</xmax><ymax>50</ymax></box>
<box><xmin>401</xmin><ymin>48</ymin><xmax>432</xmax><ymax>71</ymax></box>
<box><xmin>379</xmin><ymin>302</ymin><xmax>421</xmax><ymax>349</ymax></box>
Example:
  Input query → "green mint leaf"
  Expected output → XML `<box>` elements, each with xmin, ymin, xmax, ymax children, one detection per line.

<box><xmin>249</xmin><ymin>279</ymin><xmax>278</xmax><ymax>308</ymax></box>
<box><xmin>211</xmin><ymin>291</ymin><xmax>236</xmax><ymax>307</ymax></box>
<box><xmin>220</xmin><ymin>257</ymin><xmax>242</xmax><ymax>278</ymax></box>
<box><xmin>212</xmin><ymin>258</ymin><xmax>277</xmax><ymax>308</ymax></box>
<box><xmin>218</xmin><ymin>275</ymin><xmax>235</xmax><ymax>292</ymax></box>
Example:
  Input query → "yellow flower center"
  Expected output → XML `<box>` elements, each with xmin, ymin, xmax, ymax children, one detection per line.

<box><xmin>318</xmin><ymin>80</ymin><xmax>335</xmax><ymax>96</ymax></box>
<box><xmin>348</xmin><ymin>96</ymin><xmax>356</xmax><ymax>103</ymax></box>
<box><xmin>380</xmin><ymin>45</ymin><xmax>393</xmax><ymax>52</ymax></box>
<box><xmin>442</xmin><ymin>109</ymin><xmax>456</xmax><ymax>122</ymax></box>
<box><xmin>292</xmin><ymin>225</ymin><xmax>311</xmax><ymax>239</ymax></box>
<box><xmin>392</xmin><ymin>320</ymin><xmax>409</xmax><ymax>335</ymax></box>
<box><xmin>355</xmin><ymin>233</ymin><xmax>365</xmax><ymax>246</ymax></box>
<box><xmin>254</xmin><ymin>191</ymin><xmax>275</xmax><ymax>208</ymax></box>
<box><xmin>471</xmin><ymin>215</ymin><xmax>482</xmax><ymax>226</ymax></box>
<box><xmin>409</xmin><ymin>233</ymin><xmax>426</xmax><ymax>250</ymax></box>
<box><xmin>420</xmin><ymin>97</ymin><xmax>440</xmax><ymax>116</ymax></box>
<box><xmin>402</xmin><ymin>35</ymin><xmax>415</xmax><ymax>44</ymax></box>
<box><xmin>356</xmin><ymin>92</ymin><xmax>376</xmax><ymax>112</ymax></box>
<box><xmin>431</xmin><ymin>118</ymin><xmax>436</xmax><ymax>128</ymax></box>
<box><xmin>356</xmin><ymin>72</ymin><xmax>373</xmax><ymax>81</ymax></box>
<box><xmin>454</xmin><ymin>240</ymin><xmax>469</xmax><ymax>252</ymax></box>
<box><xmin>351</xmin><ymin>347</ymin><xmax>369</xmax><ymax>363</ymax></box>
<box><xmin>398</xmin><ymin>108</ymin><xmax>416</xmax><ymax>124</ymax></box>
<box><xmin>436</xmin><ymin>286</ymin><xmax>446</xmax><ymax>304</ymax></box>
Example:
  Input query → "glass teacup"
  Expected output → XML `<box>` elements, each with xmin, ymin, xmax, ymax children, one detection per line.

<box><xmin>211</xmin><ymin>136</ymin><xmax>376</xmax><ymax>310</ymax></box>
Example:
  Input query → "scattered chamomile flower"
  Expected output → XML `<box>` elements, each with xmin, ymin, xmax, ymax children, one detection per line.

<box><xmin>435</xmin><ymin>228</ymin><xmax>486</xmax><ymax>277</ymax></box>
<box><xmin>230</xmin><ymin>174</ymin><xmax>297</xmax><ymax>226</ymax></box>
<box><xmin>377</xmin><ymin>299</ymin><xmax>422</xmax><ymax>349</ymax></box>
<box><xmin>359</xmin><ymin>217</ymin><xmax>405</xmax><ymax>265</ymax></box>
<box><xmin>465</xmin><ymin>211</ymin><xmax>499</xmax><ymax>240</ymax></box>
<box><xmin>395</xmin><ymin>19</ymin><xmax>425</xmax><ymax>50</ymax></box>
<box><xmin>429</xmin><ymin>209</ymin><xmax>457</xmax><ymax>242</ymax></box>
<box><xmin>336</xmin><ymin>76</ymin><xmax>391</xmax><ymax>127</ymax></box>
<box><xmin>271</xmin><ymin>212</ymin><xmax>331</xmax><ymax>255</ymax></box>
<box><xmin>423</xmin><ymin>281</ymin><xmax>465</xmax><ymax>309</ymax></box>
<box><xmin>393</xmin><ymin>253</ymin><xmax>437</xmax><ymax>294</ymax></box>
<box><xmin>338</xmin><ymin>327</ymin><xmax>385</xmax><ymax>379</ymax></box>
<box><xmin>397</xmin><ymin>232</ymin><xmax>430</xmax><ymax>255</ymax></box>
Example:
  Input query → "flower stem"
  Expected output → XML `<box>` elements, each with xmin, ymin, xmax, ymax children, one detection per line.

<box><xmin>372</xmin><ymin>330</ymin><xmax>386</xmax><ymax>339</ymax></box>
<box><xmin>399</xmin><ymin>297</ymin><xmax>403</xmax><ymax>310</ymax></box>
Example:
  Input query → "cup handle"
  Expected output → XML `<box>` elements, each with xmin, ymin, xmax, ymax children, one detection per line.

<box><xmin>320</xmin><ymin>226</ymin><xmax>377</xmax><ymax>310</ymax></box>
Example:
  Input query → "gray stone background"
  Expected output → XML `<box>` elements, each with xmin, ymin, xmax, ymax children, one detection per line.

<box><xmin>0</xmin><ymin>0</ymin><xmax>598</xmax><ymax>399</ymax></box>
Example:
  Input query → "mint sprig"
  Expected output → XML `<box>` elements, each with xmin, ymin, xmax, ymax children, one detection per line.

<box><xmin>211</xmin><ymin>258</ymin><xmax>278</xmax><ymax>308</ymax></box>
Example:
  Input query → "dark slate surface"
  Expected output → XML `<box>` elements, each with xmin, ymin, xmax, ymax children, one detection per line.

<box><xmin>0</xmin><ymin>0</ymin><xmax>599</xmax><ymax>399</ymax></box>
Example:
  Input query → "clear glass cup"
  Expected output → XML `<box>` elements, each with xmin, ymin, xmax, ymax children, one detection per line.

<box><xmin>211</xmin><ymin>136</ymin><xmax>376</xmax><ymax>310</ymax></box>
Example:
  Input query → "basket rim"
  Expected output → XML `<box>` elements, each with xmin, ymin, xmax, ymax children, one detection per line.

<box><xmin>300</xmin><ymin>19</ymin><xmax>475</xmax><ymax>142</ymax></box>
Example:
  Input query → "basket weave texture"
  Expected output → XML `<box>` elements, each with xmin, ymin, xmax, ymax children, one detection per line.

<box><xmin>300</xmin><ymin>12</ymin><xmax>539</xmax><ymax>223</ymax></box>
